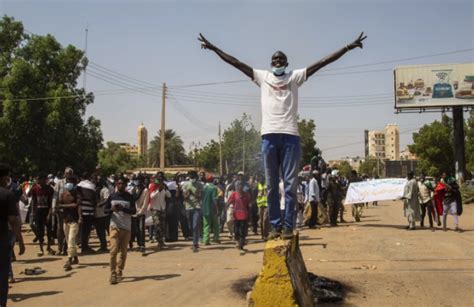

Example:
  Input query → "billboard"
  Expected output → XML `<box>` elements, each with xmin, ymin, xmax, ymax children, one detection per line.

<box><xmin>394</xmin><ymin>63</ymin><xmax>474</xmax><ymax>109</ymax></box>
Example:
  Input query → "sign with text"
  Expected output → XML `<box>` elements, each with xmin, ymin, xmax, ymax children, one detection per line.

<box><xmin>394</xmin><ymin>63</ymin><xmax>474</xmax><ymax>109</ymax></box>
<box><xmin>344</xmin><ymin>178</ymin><xmax>407</xmax><ymax>205</ymax></box>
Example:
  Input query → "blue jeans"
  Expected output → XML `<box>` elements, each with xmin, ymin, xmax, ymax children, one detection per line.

<box><xmin>186</xmin><ymin>208</ymin><xmax>202</xmax><ymax>247</ymax></box>
<box><xmin>262</xmin><ymin>133</ymin><xmax>301</xmax><ymax>230</ymax></box>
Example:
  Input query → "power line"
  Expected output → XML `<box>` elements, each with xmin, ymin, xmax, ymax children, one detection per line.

<box><xmin>323</xmin><ymin>48</ymin><xmax>474</xmax><ymax>71</ymax></box>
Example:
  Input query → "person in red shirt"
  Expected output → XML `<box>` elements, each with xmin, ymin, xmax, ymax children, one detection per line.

<box><xmin>227</xmin><ymin>180</ymin><xmax>250</xmax><ymax>255</ymax></box>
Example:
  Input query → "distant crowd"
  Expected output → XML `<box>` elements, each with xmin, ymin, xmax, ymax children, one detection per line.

<box><xmin>0</xmin><ymin>161</ymin><xmax>465</xmax><ymax>306</ymax></box>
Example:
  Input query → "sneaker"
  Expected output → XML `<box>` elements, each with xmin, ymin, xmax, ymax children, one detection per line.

<box><xmin>47</xmin><ymin>248</ymin><xmax>56</xmax><ymax>256</ymax></box>
<box><xmin>192</xmin><ymin>245</ymin><xmax>199</xmax><ymax>253</ymax></box>
<box><xmin>71</xmin><ymin>256</ymin><xmax>79</xmax><ymax>265</ymax></box>
<box><xmin>64</xmin><ymin>260</ymin><xmax>72</xmax><ymax>272</ymax></box>
<box><xmin>281</xmin><ymin>228</ymin><xmax>294</xmax><ymax>240</ymax></box>
<box><xmin>239</xmin><ymin>249</ymin><xmax>246</xmax><ymax>256</ymax></box>
<box><xmin>117</xmin><ymin>271</ymin><xmax>123</xmax><ymax>282</ymax></box>
<box><xmin>269</xmin><ymin>227</ymin><xmax>281</xmax><ymax>240</ymax></box>
<box><xmin>110</xmin><ymin>272</ymin><xmax>118</xmax><ymax>285</ymax></box>
<box><xmin>139</xmin><ymin>246</ymin><xmax>146</xmax><ymax>253</ymax></box>
<box><xmin>37</xmin><ymin>251</ymin><xmax>44</xmax><ymax>257</ymax></box>
<box><xmin>454</xmin><ymin>227</ymin><xmax>462</xmax><ymax>233</ymax></box>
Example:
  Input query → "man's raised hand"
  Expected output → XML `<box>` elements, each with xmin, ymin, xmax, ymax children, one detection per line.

<box><xmin>348</xmin><ymin>32</ymin><xmax>367</xmax><ymax>50</ymax></box>
<box><xmin>198</xmin><ymin>33</ymin><xmax>216</xmax><ymax>51</ymax></box>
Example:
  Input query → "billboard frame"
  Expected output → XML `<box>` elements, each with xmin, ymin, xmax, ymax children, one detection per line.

<box><xmin>393</xmin><ymin>63</ymin><xmax>474</xmax><ymax>111</ymax></box>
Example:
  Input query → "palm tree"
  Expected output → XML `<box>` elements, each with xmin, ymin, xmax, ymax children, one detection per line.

<box><xmin>148</xmin><ymin>129</ymin><xmax>188</xmax><ymax>167</ymax></box>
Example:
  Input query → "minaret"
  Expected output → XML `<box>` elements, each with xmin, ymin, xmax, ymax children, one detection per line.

<box><xmin>137</xmin><ymin>122</ymin><xmax>148</xmax><ymax>156</ymax></box>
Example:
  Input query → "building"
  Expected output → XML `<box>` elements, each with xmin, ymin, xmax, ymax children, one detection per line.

<box><xmin>117</xmin><ymin>143</ymin><xmax>139</xmax><ymax>159</ymax></box>
<box><xmin>368</xmin><ymin>130</ymin><xmax>386</xmax><ymax>159</ymax></box>
<box><xmin>328</xmin><ymin>156</ymin><xmax>363</xmax><ymax>171</ymax></box>
<box><xmin>400</xmin><ymin>146</ymin><xmax>418</xmax><ymax>160</ymax></box>
<box><xmin>367</xmin><ymin>124</ymin><xmax>400</xmax><ymax>161</ymax></box>
<box><xmin>385</xmin><ymin>124</ymin><xmax>400</xmax><ymax>160</ymax></box>
<box><xmin>137</xmin><ymin>122</ymin><xmax>148</xmax><ymax>156</ymax></box>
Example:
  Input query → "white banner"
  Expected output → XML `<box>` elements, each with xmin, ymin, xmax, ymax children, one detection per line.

<box><xmin>344</xmin><ymin>178</ymin><xmax>407</xmax><ymax>205</ymax></box>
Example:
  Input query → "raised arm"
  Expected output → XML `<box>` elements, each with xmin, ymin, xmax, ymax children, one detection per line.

<box><xmin>306</xmin><ymin>32</ymin><xmax>367</xmax><ymax>78</ymax></box>
<box><xmin>198</xmin><ymin>33</ymin><xmax>253</xmax><ymax>79</ymax></box>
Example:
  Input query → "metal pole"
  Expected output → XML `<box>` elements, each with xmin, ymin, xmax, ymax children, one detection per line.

<box><xmin>160</xmin><ymin>83</ymin><xmax>166</xmax><ymax>171</ymax></box>
<box><xmin>219</xmin><ymin>122</ymin><xmax>223</xmax><ymax>176</ymax></box>
<box><xmin>242</xmin><ymin>126</ymin><xmax>245</xmax><ymax>173</ymax></box>
<box><xmin>453</xmin><ymin>106</ymin><xmax>466</xmax><ymax>182</ymax></box>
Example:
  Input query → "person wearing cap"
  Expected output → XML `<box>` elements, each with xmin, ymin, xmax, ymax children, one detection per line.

<box><xmin>402</xmin><ymin>171</ymin><xmax>421</xmax><ymax>230</ymax></box>
<box><xmin>202</xmin><ymin>174</ymin><xmax>220</xmax><ymax>245</ymax></box>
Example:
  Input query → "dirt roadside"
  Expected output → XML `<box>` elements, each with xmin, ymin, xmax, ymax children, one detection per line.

<box><xmin>8</xmin><ymin>200</ymin><xmax>474</xmax><ymax>306</ymax></box>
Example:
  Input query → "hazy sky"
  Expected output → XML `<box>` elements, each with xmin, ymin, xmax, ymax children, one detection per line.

<box><xmin>2</xmin><ymin>0</ymin><xmax>473</xmax><ymax>161</ymax></box>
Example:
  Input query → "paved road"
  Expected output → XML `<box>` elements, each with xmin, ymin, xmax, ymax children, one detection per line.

<box><xmin>8</xmin><ymin>201</ymin><xmax>474</xmax><ymax>306</ymax></box>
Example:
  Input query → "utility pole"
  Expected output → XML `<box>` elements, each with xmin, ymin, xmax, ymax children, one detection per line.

<box><xmin>242</xmin><ymin>126</ymin><xmax>246</xmax><ymax>173</ymax></box>
<box><xmin>83</xmin><ymin>24</ymin><xmax>89</xmax><ymax>91</ymax></box>
<box><xmin>453</xmin><ymin>106</ymin><xmax>466</xmax><ymax>181</ymax></box>
<box><xmin>219</xmin><ymin>122</ymin><xmax>223</xmax><ymax>176</ymax></box>
<box><xmin>160</xmin><ymin>83</ymin><xmax>166</xmax><ymax>171</ymax></box>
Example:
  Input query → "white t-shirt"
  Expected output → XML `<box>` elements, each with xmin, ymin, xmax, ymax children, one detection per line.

<box><xmin>253</xmin><ymin>68</ymin><xmax>307</xmax><ymax>136</ymax></box>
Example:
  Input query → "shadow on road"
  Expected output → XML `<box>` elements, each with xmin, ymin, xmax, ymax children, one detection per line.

<box><xmin>122</xmin><ymin>273</ymin><xmax>181</xmax><ymax>283</ymax></box>
<box><xmin>16</xmin><ymin>272</ymin><xmax>76</xmax><ymax>282</ymax></box>
<box><xmin>359</xmin><ymin>224</ymin><xmax>408</xmax><ymax>230</ymax></box>
<box><xmin>9</xmin><ymin>291</ymin><xmax>63</xmax><ymax>302</ymax></box>
<box><xmin>16</xmin><ymin>257</ymin><xmax>60</xmax><ymax>264</ymax></box>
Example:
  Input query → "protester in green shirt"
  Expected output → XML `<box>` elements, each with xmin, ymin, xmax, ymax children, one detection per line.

<box><xmin>201</xmin><ymin>175</ymin><xmax>220</xmax><ymax>245</ymax></box>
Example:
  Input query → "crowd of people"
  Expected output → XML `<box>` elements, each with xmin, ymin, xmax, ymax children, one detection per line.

<box><xmin>402</xmin><ymin>171</ymin><xmax>463</xmax><ymax>232</ymax></box>
<box><xmin>0</xmin><ymin>161</ymin><xmax>466</xmax><ymax>306</ymax></box>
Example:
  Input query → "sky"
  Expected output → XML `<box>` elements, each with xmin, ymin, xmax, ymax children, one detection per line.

<box><xmin>1</xmin><ymin>0</ymin><xmax>473</xmax><ymax>161</ymax></box>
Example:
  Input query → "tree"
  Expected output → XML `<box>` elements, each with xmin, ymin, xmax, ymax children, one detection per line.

<box><xmin>0</xmin><ymin>16</ymin><xmax>102</xmax><ymax>174</ymax></box>
<box><xmin>333</xmin><ymin>160</ymin><xmax>352</xmax><ymax>178</ymax></box>
<box><xmin>148</xmin><ymin>129</ymin><xmax>188</xmax><ymax>167</ymax></box>
<box><xmin>358</xmin><ymin>157</ymin><xmax>378</xmax><ymax>177</ymax></box>
<box><xmin>298</xmin><ymin>118</ymin><xmax>317</xmax><ymax>167</ymax></box>
<box><xmin>194</xmin><ymin>140</ymin><xmax>220</xmax><ymax>172</ymax></box>
<box><xmin>98</xmin><ymin>142</ymin><xmax>134</xmax><ymax>175</ymax></box>
<box><xmin>409</xmin><ymin>115</ymin><xmax>454</xmax><ymax>176</ymax></box>
<box><xmin>221</xmin><ymin>113</ymin><xmax>261</xmax><ymax>175</ymax></box>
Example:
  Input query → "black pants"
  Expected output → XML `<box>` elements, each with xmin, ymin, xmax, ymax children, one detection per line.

<box><xmin>81</xmin><ymin>215</ymin><xmax>94</xmax><ymax>250</ymax></box>
<box><xmin>420</xmin><ymin>200</ymin><xmax>434</xmax><ymax>228</ymax></box>
<box><xmin>94</xmin><ymin>216</ymin><xmax>108</xmax><ymax>250</ymax></box>
<box><xmin>0</xmin><ymin>242</ymin><xmax>9</xmax><ymax>307</ymax></box>
<box><xmin>34</xmin><ymin>209</ymin><xmax>53</xmax><ymax>247</ymax></box>
<box><xmin>166</xmin><ymin>201</ymin><xmax>179</xmax><ymax>242</ymax></box>
<box><xmin>328</xmin><ymin>201</ymin><xmax>340</xmax><ymax>226</ymax></box>
<box><xmin>234</xmin><ymin>220</ymin><xmax>248</xmax><ymax>249</ymax></box>
<box><xmin>307</xmin><ymin>201</ymin><xmax>319</xmax><ymax>227</ymax></box>
<box><xmin>131</xmin><ymin>215</ymin><xmax>146</xmax><ymax>247</ymax></box>
<box><xmin>248</xmin><ymin>201</ymin><xmax>259</xmax><ymax>234</ymax></box>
